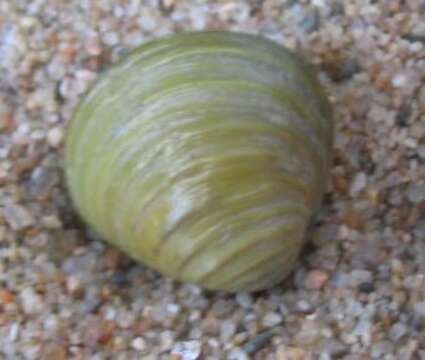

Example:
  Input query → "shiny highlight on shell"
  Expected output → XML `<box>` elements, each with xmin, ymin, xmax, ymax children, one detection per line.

<box><xmin>65</xmin><ymin>31</ymin><xmax>333</xmax><ymax>292</ymax></box>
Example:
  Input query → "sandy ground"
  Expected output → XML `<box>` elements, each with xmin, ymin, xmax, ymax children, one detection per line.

<box><xmin>0</xmin><ymin>0</ymin><xmax>424</xmax><ymax>359</ymax></box>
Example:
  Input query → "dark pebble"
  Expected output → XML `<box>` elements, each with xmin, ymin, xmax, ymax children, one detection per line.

<box><xmin>330</xmin><ymin>59</ymin><xmax>360</xmax><ymax>82</ymax></box>
<box><xmin>111</xmin><ymin>271</ymin><xmax>129</xmax><ymax>286</ymax></box>
<box><xmin>320</xmin><ymin>338</ymin><xmax>349</xmax><ymax>357</ymax></box>
<box><xmin>28</xmin><ymin>166</ymin><xmax>59</xmax><ymax>199</ymax></box>
<box><xmin>358</xmin><ymin>282</ymin><xmax>376</xmax><ymax>293</ymax></box>
<box><xmin>298</xmin><ymin>7</ymin><xmax>319</xmax><ymax>33</ymax></box>
<box><xmin>80</xmin><ymin>296</ymin><xmax>101</xmax><ymax>314</ymax></box>
<box><xmin>243</xmin><ymin>330</ymin><xmax>275</xmax><ymax>355</ymax></box>
<box><xmin>395</xmin><ymin>105</ymin><xmax>411</xmax><ymax>127</ymax></box>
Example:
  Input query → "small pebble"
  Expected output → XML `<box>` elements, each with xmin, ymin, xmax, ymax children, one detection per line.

<box><xmin>392</xmin><ymin>73</ymin><xmax>407</xmax><ymax>88</ymax></box>
<box><xmin>276</xmin><ymin>345</ymin><xmax>306</xmax><ymax>360</ymax></box>
<box><xmin>116</xmin><ymin>309</ymin><xmax>135</xmax><ymax>329</ymax></box>
<box><xmin>305</xmin><ymin>270</ymin><xmax>329</xmax><ymax>290</ymax></box>
<box><xmin>235</xmin><ymin>293</ymin><xmax>253</xmax><ymax>308</ymax></box>
<box><xmin>159</xmin><ymin>330</ymin><xmax>175</xmax><ymax>352</ymax></box>
<box><xmin>406</xmin><ymin>183</ymin><xmax>425</xmax><ymax>204</ymax></box>
<box><xmin>243</xmin><ymin>330</ymin><xmax>274</xmax><ymax>355</ymax></box>
<box><xmin>41</xmin><ymin>214</ymin><xmax>62</xmax><ymax>229</ymax></box>
<box><xmin>228</xmin><ymin>347</ymin><xmax>249</xmax><ymax>360</ymax></box>
<box><xmin>358</xmin><ymin>281</ymin><xmax>375</xmax><ymax>294</ymax></box>
<box><xmin>220</xmin><ymin>320</ymin><xmax>237</xmax><ymax>343</ymax></box>
<box><xmin>84</xmin><ymin>35</ymin><xmax>103</xmax><ymax>56</ymax></box>
<box><xmin>66</xmin><ymin>275</ymin><xmax>83</xmax><ymax>297</ymax></box>
<box><xmin>262</xmin><ymin>312</ymin><xmax>283</xmax><ymax>327</ymax></box>
<box><xmin>298</xmin><ymin>6</ymin><xmax>319</xmax><ymax>33</ymax></box>
<box><xmin>131</xmin><ymin>337</ymin><xmax>147</xmax><ymax>352</ymax></box>
<box><xmin>350</xmin><ymin>172</ymin><xmax>367</xmax><ymax>196</ymax></box>
<box><xmin>40</xmin><ymin>342</ymin><xmax>67</xmax><ymax>360</ymax></box>
<box><xmin>0</xmin><ymin>286</ymin><xmax>15</xmax><ymax>305</ymax></box>
<box><xmin>171</xmin><ymin>340</ymin><xmax>202</xmax><ymax>360</ymax></box>
<box><xmin>417</xmin><ymin>145</ymin><xmax>425</xmax><ymax>159</ymax></box>
<box><xmin>210</xmin><ymin>299</ymin><xmax>234</xmax><ymax>318</ymax></box>
<box><xmin>103</xmin><ymin>31</ymin><xmax>120</xmax><ymax>46</ymax></box>
<box><xmin>320</xmin><ymin>338</ymin><xmax>348</xmax><ymax>357</ymax></box>
<box><xmin>295</xmin><ymin>300</ymin><xmax>313</xmax><ymax>314</ymax></box>
<box><xmin>371</xmin><ymin>341</ymin><xmax>395</xmax><ymax>358</ymax></box>
<box><xmin>8</xmin><ymin>322</ymin><xmax>19</xmax><ymax>342</ymax></box>
<box><xmin>47</xmin><ymin>127</ymin><xmax>63</xmax><ymax>148</ymax></box>
<box><xmin>295</xmin><ymin>320</ymin><xmax>321</xmax><ymax>346</ymax></box>
<box><xmin>389</xmin><ymin>323</ymin><xmax>408</xmax><ymax>342</ymax></box>
<box><xmin>80</xmin><ymin>295</ymin><xmax>101</xmax><ymax>314</ymax></box>
<box><xmin>350</xmin><ymin>269</ymin><xmax>373</xmax><ymax>287</ymax></box>
<box><xmin>29</xmin><ymin>166</ymin><xmax>58</xmax><ymax>198</ymax></box>
<box><xmin>3</xmin><ymin>204</ymin><xmax>35</xmax><ymax>231</ymax></box>
<box><xmin>43</xmin><ymin>315</ymin><xmax>62</xmax><ymax>335</ymax></box>
<box><xmin>414</xmin><ymin>302</ymin><xmax>425</xmax><ymax>317</ymax></box>
<box><xmin>20</xmin><ymin>287</ymin><xmax>44</xmax><ymax>315</ymax></box>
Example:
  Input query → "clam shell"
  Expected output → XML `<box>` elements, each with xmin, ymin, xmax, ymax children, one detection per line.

<box><xmin>65</xmin><ymin>31</ymin><xmax>333</xmax><ymax>292</ymax></box>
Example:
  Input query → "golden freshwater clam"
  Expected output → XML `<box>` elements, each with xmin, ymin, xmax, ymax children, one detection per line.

<box><xmin>65</xmin><ymin>31</ymin><xmax>333</xmax><ymax>292</ymax></box>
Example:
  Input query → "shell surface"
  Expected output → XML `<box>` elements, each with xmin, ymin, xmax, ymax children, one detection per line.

<box><xmin>65</xmin><ymin>31</ymin><xmax>333</xmax><ymax>292</ymax></box>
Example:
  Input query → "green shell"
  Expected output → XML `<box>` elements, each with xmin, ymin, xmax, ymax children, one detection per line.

<box><xmin>65</xmin><ymin>31</ymin><xmax>333</xmax><ymax>292</ymax></box>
